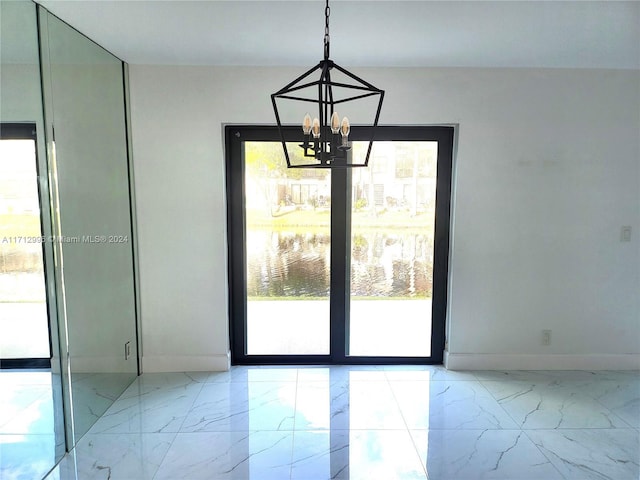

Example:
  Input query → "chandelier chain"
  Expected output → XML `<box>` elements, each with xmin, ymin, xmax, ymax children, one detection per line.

<box><xmin>324</xmin><ymin>0</ymin><xmax>330</xmax><ymax>59</ymax></box>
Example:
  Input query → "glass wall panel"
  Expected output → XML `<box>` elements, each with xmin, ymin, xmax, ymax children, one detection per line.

<box><xmin>39</xmin><ymin>9</ymin><xmax>138</xmax><ymax>444</ymax></box>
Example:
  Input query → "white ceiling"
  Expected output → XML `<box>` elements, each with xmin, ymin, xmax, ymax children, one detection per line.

<box><xmin>35</xmin><ymin>0</ymin><xmax>640</xmax><ymax>69</ymax></box>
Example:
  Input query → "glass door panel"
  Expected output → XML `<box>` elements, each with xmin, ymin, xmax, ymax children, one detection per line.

<box><xmin>245</xmin><ymin>142</ymin><xmax>331</xmax><ymax>355</ymax></box>
<box><xmin>348</xmin><ymin>142</ymin><xmax>438</xmax><ymax>357</ymax></box>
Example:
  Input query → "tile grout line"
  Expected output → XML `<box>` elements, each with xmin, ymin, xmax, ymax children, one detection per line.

<box><xmin>478</xmin><ymin>374</ymin><xmax>638</xmax><ymax>430</ymax></box>
<box><xmin>27</xmin><ymin>368</ymin><xmax>640</xmax><ymax>479</ymax></box>
<box><xmin>385</xmin><ymin>370</ymin><xmax>430</xmax><ymax>479</ymax></box>
<box><xmin>173</xmin><ymin>373</ymin><xmax>207</xmax><ymax>432</ymax></box>
<box><xmin>473</xmin><ymin>377</ymin><xmax>525</xmax><ymax>430</ymax></box>
<box><xmin>474</xmin><ymin>372</ymin><xmax>639</xmax><ymax>478</ymax></box>
<box><xmin>580</xmin><ymin>380</ymin><xmax>638</xmax><ymax>430</ymax></box>
<box><xmin>519</xmin><ymin>429</ymin><xmax>568</xmax><ymax>480</ymax></box>
<box><xmin>150</xmin><ymin>372</ymin><xmax>207</xmax><ymax>480</ymax></box>
<box><xmin>288</xmin><ymin>368</ymin><xmax>300</xmax><ymax>480</ymax></box>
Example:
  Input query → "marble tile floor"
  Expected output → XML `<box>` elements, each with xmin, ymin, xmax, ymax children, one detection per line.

<box><xmin>40</xmin><ymin>366</ymin><xmax>639</xmax><ymax>480</ymax></box>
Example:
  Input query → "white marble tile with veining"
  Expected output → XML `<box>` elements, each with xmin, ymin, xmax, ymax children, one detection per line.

<box><xmin>473</xmin><ymin>370</ymin><xmax>562</xmax><ymax>382</ymax></box>
<box><xmin>411</xmin><ymin>429</ymin><xmax>563</xmax><ymax>479</ymax></box>
<box><xmin>343</xmin><ymin>380</ymin><xmax>406</xmax><ymax>430</ymax></box>
<box><xmin>574</xmin><ymin>378</ymin><xmax>640</xmax><ymax>428</ymax></box>
<box><xmin>295</xmin><ymin>367</ymin><xmax>383</xmax><ymax>390</ymax></box>
<box><xmin>475</xmin><ymin>370</ymin><xmax>640</xmax><ymax>383</ymax></box>
<box><xmin>118</xmin><ymin>372</ymin><xmax>206</xmax><ymax>399</ymax></box>
<box><xmin>88</xmin><ymin>381</ymin><xmax>203</xmax><ymax>434</ymax></box>
<box><xmin>391</xmin><ymin>380</ymin><xmax>519</xmax><ymax>430</ymax></box>
<box><xmin>51</xmin><ymin>432</ymin><xmax>174</xmax><ymax>480</ymax></box>
<box><xmin>289</xmin><ymin>430</ymin><xmax>350</xmax><ymax>478</ymax></box>
<box><xmin>383</xmin><ymin>365</ymin><xmax>478</xmax><ymax>382</ymax></box>
<box><xmin>291</xmin><ymin>430</ymin><xmax>427</xmax><ymax>480</ymax></box>
<box><xmin>601</xmin><ymin>370</ymin><xmax>640</xmax><ymax>381</ymax></box>
<box><xmin>129</xmin><ymin>371</ymin><xmax>215</xmax><ymax>387</ymax></box>
<box><xmin>527</xmin><ymin>428</ymin><xmax>640</xmax><ymax>479</ymax></box>
<box><xmin>293</xmin><ymin>366</ymin><xmax>333</xmax><ymax>383</ymax></box>
<box><xmin>296</xmin><ymin>365</ymin><xmax>385</xmax><ymax>384</ymax></box>
<box><xmin>482</xmin><ymin>380</ymin><xmax>629</xmax><ymax>429</ymax></box>
<box><xmin>530</xmin><ymin>370</ymin><xmax>640</xmax><ymax>381</ymax></box>
<box><xmin>154</xmin><ymin>431</ymin><xmax>293</xmax><ymax>479</ymax></box>
<box><xmin>207</xmin><ymin>366</ymin><xmax>299</xmax><ymax>383</ymax></box>
<box><xmin>69</xmin><ymin>373</ymin><xmax>135</xmax><ymax>441</ymax></box>
<box><xmin>33</xmin><ymin>368</ymin><xmax>640</xmax><ymax>480</ymax></box>
<box><xmin>181</xmin><ymin>381</ymin><xmax>296</xmax><ymax>432</ymax></box>
<box><xmin>294</xmin><ymin>381</ymin><xmax>350</xmax><ymax>430</ymax></box>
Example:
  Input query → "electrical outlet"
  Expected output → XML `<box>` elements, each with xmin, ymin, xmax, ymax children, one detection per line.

<box><xmin>125</xmin><ymin>341</ymin><xmax>131</xmax><ymax>360</ymax></box>
<box><xmin>621</xmin><ymin>226</ymin><xmax>632</xmax><ymax>242</ymax></box>
<box><xmin>542</xmin><ymin>330</ymin><xmax>551</xmax><ymax>346</ymax></box>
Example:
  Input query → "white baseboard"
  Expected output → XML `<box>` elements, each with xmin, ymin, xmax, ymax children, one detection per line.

<box><xmin>142</xmin><ymin>353</ymin><xmax>230</xmax><ymax>373</ymax></box>
<box><xmin>69</xmin><ymin>356</ymin><xmax>134</xmax><ymax>373</ymax></box>
<box><xmin>444</xmin><ymin>352</ymin><xmax>640</xmax><ymax>371</ymax></box>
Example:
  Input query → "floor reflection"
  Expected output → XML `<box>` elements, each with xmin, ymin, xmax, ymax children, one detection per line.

<box><xmin>45</xmin><ymin>366</ymin><xmax>640</xmax><ymax>480</ymax></box>
<box><xmin>0</xmin><ymin>370</ymin><xmax>61</xmax><ymax>480</ymax></box>
<box><xmin>69</xmin><ymin>372</ymin><xmax>138</xmax><ymax>442</ymax></box>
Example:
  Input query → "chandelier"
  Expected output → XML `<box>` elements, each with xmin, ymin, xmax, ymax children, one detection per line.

<box><xmin>271</xmin><ymin>0</ymin><xmax>384</xmax><ymax>168</ymax></box>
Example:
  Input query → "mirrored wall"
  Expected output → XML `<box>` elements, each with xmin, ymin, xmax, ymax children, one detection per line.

<box><xmin>0</xmin><ymin>1</ymin><xmax>139</xmax><ymax>478</ymax></box>
<box><xmin>39</xmin><ymin>7</ymin><xmax>139</xmax><ymax>446</ymax></box>
<box><xmin>0</xmin><ymin>2</ymin><xmax>66</xmax><ymax>478</ymax></box>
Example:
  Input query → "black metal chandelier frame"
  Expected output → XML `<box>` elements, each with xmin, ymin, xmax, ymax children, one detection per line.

<box><xmin>271</xmin><ymin>0</ymin><xmax>384</xmax><ymax>169</ymax></box>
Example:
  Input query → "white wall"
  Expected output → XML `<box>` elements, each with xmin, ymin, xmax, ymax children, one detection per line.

<box><xmin>129</xmin><ymin>66</ymin><xmax>640</xmax><ymax>372</ymax></box>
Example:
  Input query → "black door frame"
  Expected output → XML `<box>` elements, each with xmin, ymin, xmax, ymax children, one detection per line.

<box><xmin>0</xmin><ymin>123</ymin><xmax>52</xmax><ymax>369</ymax></box>
<box><xmin>225</xmin><ymin>125</ymin><xmax>454</xmax><ymax>365</ymax></box>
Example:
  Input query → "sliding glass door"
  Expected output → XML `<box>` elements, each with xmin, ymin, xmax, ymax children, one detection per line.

<box><xmin>348</xmin><ymin>141</ymin><xmax>438</xmax><ymax>357</ymax></box>
<box><xmin>244</xmin><ymin>141</ymin><xmax>331</xmax><ymax>355</ymax></box>
<box><xmin>226</xmin><ymin>126</ymin><xmax>453</xmax><ymax>364</ymax></box>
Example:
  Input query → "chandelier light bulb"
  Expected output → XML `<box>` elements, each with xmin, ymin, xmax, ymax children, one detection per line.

<box><xmin>302</xmin><ymin>113</ymin><xmax>312</xmax><ymax>135</ymax></box>
<box><xmin>341</xmin><ymin>117</ymin><xmax>350</xmax><ymax>138</ymax></box>
<box><xmin>330</xmin><ymin>112</ymin><xmax>340</xmax><ymax>134</ymax></box>
<box><xmin>312</xmin><ymin>117</ymin><xmax>321</xmax><ymax>139</ymax></box>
